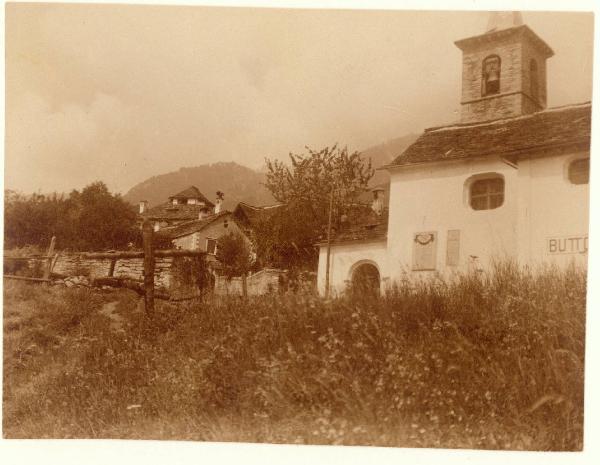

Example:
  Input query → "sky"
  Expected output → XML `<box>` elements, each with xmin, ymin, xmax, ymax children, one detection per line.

<box><xmin>4</xmin><ymin>3</ymin><xmax>594</xmax><ymax>195</ymax></box>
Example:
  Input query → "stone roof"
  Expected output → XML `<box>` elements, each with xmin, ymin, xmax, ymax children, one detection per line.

<box><xmin>158</xmin><ymin>211</ymin><xmax>232</xmax><ymax>239</ymax></box>
<box><xmin>318</xmin><ymin>207</ymin><xmax>388</xmax><ymax>246</ymax></box>
<box><xmin>169</xmin><ymin>186</ymin><xmax>215</xmax><ymax>207</ymax></box>
<box><xmin>387</xmin><ymin>102</ymin><xmax>591</xmax><ymax>169</ymax></box>
<box><xmin>140</xmin><ymin>186</ymin><xmax>216</xmax><ymax>221</ymax></box>
<box><xmin>233</xmin><ymin>202</ymin><xmax>283</xmax><ymax>228</ymax></box>
<box><xmin>454</xmin><ymin>24</ymin><xmax>554</xmax><ymax>58</ymax></box>
<box><xmin>141</xmin><ymin>203</ymin><xmax>209</xmax><ymax>221</ymax></box>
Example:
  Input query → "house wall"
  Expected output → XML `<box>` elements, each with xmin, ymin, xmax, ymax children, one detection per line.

<box><xmin>317</xmin><ymin>149</ymin><xmax>590</xmax><ymax>296</ymax></box>
<box><xmin>173</xmin><ymin>215</ymin><xmax>248</xmax><ymax>252</ymax></box>
<box><xmin>317</xmin><ymin>240</ymin><xmax>389</xmax><ymax>296</ymax></box>
<box><xmin>516</xmin><ymin>150</ymin><xmax>590</xmax><ymax>268</ymax></box>
<box><xmin>386</xmin><ymin>156</ymin><xmax>519</xmax><ymax>282</ymax></box>
<box><xmin>214</xmin><ymin>268</ymin><xmax>286</xmax><ymax>296</ymax></box>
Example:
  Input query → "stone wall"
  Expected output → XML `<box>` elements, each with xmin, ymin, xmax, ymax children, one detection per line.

<box><xmin>214</xmin><ymin>268</ymin><xmax>286</xmax><ymax>296</ymax></box>
<box><xmin>52</xmin><ymin>253</ymin><xmax>176</xmax><ymax>289</ymax></box>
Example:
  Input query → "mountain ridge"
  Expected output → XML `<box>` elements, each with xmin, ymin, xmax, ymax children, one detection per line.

<box><xmin>122</xmin><ymin>133</ymin><xmax>419</xmax><ymax>209</ymax></box>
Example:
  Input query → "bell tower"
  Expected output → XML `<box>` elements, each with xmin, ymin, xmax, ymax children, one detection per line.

<box><xmin>454</xmin><ymin>11</ymin><xmax>554</xmax><ymax>123</ymax></box>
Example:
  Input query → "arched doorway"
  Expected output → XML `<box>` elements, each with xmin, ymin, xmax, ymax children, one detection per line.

<box><xmin>350</xmin><ymin>262</ymin><xmax>381</xmax><ymax>296</ymax></box>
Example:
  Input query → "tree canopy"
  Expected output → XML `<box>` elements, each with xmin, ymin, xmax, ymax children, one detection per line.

<box><xmin>4</xmin><ymin>181</ymin><xmax>139</xmax><ymax>251</ymax></box>
<box><xmin>258</xmin><ymin>145</ymin><xmax>374</xmax><ymax>270</ymax></box>
<box><xmin>216</xmin><ymin>232</ymin><xmax>253</xmax><ymax>279</ymax></box>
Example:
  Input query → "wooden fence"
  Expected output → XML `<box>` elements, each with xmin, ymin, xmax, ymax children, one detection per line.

<box><xmin>3</xmin><ymin>221</ymin><xmax>206</xmax><ymax>316</ymax></box>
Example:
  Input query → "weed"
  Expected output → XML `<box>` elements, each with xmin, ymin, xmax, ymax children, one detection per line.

<box><xmin>2</xmin><ymin>264</ymin><xmax>586</xmax><ymax>449</ymax></box>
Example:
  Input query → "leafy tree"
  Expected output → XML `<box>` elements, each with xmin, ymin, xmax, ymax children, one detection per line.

<box><xmin>259</xmin><ymin>145</ymin><xmax>374</xmax><ymax>270</ymax></box>
<box><xmin>216</xmin><ymin>232</ymin><xmax>253</xmax><ymax>296</ymax></box>
<box><xmin>74</xmin><ymin>182</ymin><xmax>137</xmax><ymax>250</ymax></box>
<box><xmin>4</xmin><ymin>181</ymin><xmax>138</xmax><ymax>251</ymax></box>
<box><xmin>216</xmin><ymin>232</ymin><xmax>253</xmax><ymax>278</ymax></box>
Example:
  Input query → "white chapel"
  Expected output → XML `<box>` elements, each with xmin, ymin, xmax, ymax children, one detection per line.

<box><xmin>317</xmin><ymin>11</ymin><xmax>591</xmax><ymax>296</ymax></box>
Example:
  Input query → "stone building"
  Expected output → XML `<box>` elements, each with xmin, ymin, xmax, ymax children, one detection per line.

<box><xmin>317</xmin><ymin>11</ymin><xmax>591</xmax><ymax>296</ymax></box>
<box><xmin>138</xmin><ymin>186</ymin><xmax>218</xmax><ymax>231</ymax></box>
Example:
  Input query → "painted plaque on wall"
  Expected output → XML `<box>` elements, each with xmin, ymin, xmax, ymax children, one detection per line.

<box><xmin>413</xmin><ymin>231</ymin><xmax>437</xmax><ymax>271</ymax></box>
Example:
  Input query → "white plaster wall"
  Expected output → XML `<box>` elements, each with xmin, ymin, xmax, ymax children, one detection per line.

<box><xmin>517</xmin><ymin>151</ymin><xmax>590</xmax><ymax>268</ymax></box>
<box><xmin>317</xmin><ymin>240</ymin><xmax>388</xmax><ymax>296</ymax></box>
<box><xmin>387</xmin><ymin>156</ymin><xmax>519</xmax><ymax>281</ymax></box>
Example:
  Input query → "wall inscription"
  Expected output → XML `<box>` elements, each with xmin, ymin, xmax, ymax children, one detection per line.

<box><xmin>547</xmin><ymin>236</ymin><xmax>588</xmax><ymax>255</ymax></box>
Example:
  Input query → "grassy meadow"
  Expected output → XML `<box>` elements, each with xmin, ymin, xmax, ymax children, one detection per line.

<box><xmin>2</xmin><ymin>263</ymin><xmax>586</xmax><ymax>450</ymax></box>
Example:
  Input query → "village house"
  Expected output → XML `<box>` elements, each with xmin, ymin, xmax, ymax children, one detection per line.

<box><xmin>138</xmin><ymin>186</ymin><xmax>217</xmax><ymax>231</ymax></box>
<box><xmin>317</xmin><ymin>12</ymin><xmax>591</xmax><ymax>296</ymax></box>
<box><xmin>140</xmin><ymin>187</ymin><xmax>283</xmax><ymax>258</ymax></box>
<box><xmin>139</xmin><ymin>187</ymin><xmax>248</xmax><ymax>255</ymax></box>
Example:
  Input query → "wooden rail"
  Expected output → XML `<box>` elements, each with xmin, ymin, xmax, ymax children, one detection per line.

<box><xmin>4</xmin><ymin>229</ymin><xmax>207</xmax><ymax>316</ymax></box>
<box><xmin>79</xmin><ymin>249</ymin><xmax>205</xmax><ymax>259</ymax></box>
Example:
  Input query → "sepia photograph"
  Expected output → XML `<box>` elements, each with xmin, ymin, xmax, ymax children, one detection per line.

<box><xmin>2</xmin><ymin>0</ymin><xmax>597</xmax><ymax>462</ymax></box>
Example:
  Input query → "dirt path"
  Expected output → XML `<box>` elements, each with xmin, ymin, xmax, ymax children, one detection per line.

<box><xmin>99</xmin><ymin>301</ymin><xmax>125</xmax><ymax>333</ymax></box>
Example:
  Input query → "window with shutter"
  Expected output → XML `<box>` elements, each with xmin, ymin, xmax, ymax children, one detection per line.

<box><xmin>412</xmin><ymin>231</ymin><xmax>437</xmax><ymax>271</ymax></box>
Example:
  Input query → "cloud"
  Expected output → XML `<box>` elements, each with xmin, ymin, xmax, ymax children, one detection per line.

<box><xmin>5</xmin><ymin>92</ymin><xmax>136</xmax><ymax>193</ymax></box>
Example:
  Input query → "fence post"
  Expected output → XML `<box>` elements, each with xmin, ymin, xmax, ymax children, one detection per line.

<box><xmin>142</xmin><ymin>221</ymin><xmax>155</xmax><ymax>316</ymax></box>
<box><xmin>108</xmin><ymin>258</ymin><xmax>116</xmax><ymax>277</ymax></box>
<box><xmin>43</xmin><ymin>236</ymin><xmax>56</xmax><ymax>282</ymax></box>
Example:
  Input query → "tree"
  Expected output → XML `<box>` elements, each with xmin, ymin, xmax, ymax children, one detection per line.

<box><xmin>4</xmin><ymin>181</ymin><xmax>138</xmax><ymax>251</ymax></box>
<box><xmin>216</xmin><ymin>232</ymin><xmax>254</xmax><ymax>297</ymax></box>
<box><xmin>74</xmin><ymin>182</ymin><xmax>137</xmax><ymax>250</ymax></box>
<box><xmin>258</xmin><ymin>145</ymin><xmax>374</xmax><ymax>270</ymax></box>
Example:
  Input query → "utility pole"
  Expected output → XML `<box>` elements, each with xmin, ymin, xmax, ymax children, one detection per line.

<box><xmin>142</xmin><ymin>220</ymin><xmax>155</xmax><ymax>317</ymax></box>
<box><xmin>324</xmin><ymin>186</ymin><xmax>334</xmax><ymax>299</ymax></box>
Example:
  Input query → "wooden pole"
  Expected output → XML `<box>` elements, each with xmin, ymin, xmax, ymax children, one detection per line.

<box><xmin>108</xmin><ymin>258</ymin><xmax>116</xmax><ymax>277</ymax></box>
<box><xmin>324</xmin><ymin>188</ymin><xmax>334</xmax><ymax>299</ymax></box>
<box><xmin>142</xmin><ymin>221</ymin><xmax>155</xmax><ymax>316</ymax></box>
<box><xmin>43</xmin><ymin>236</ymin><xmax>56</xmax><ymax>282</ymax></box>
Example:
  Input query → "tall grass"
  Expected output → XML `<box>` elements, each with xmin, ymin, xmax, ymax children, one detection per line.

<box><xmin>3</xmin><ymin>262</ymin><xmax>586</xmax><ymax>449</ymax></box>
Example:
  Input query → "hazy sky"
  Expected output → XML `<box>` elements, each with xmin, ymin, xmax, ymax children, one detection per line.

<box><xmin>5</xmin><ymin>4</ymin><xmax>594</xmax><ymax>195</ymax></box>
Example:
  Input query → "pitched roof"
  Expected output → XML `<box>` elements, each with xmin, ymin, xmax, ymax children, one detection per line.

<box><xmin>318</xmin><ymin>207</ymin><xmax>388</xmax><ymax>246</ymax></box>
<box><xmin>141</xmin><ymin>203</ymin><xmax>209</xmax><ymax>221</ymax></box>
<box><xmin>455</xmin><ymin>24</ymin><xmax>554</xmax><ymax>58</ymax></box>
<box><xmin>233</xmin><ymin>202</ymin><xmax>283</xmax><ymax>228</ymax></box>
<box><xmin>169</xmin><ymin>186</ymin><xmax>215</xmax><ymax>208</ymax></box>
<box><xmin>387</xmin><ymin>102</ymin><xmax>591</xmax><ymax>169</ymax></box>
<box><xmin>159</xmin><ymin>211</ymin><xmax>232</xmax><ymax>239</ymax></box>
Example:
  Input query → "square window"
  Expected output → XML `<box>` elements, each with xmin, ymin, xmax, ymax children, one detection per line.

<box><xmin>206</xmin><ymin>238</ymin><xmax>217</xmax><ymax>255</ymax></box>
<box><xmin>469</xmin><ymin>177</ymin><xmax>504</xmax><ymax>210</ymax></box>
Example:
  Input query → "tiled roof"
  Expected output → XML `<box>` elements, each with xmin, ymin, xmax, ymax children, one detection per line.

<box><xmin>233</xmin><ymin>202</ymin><xmax>283</xmax><ymax>228</ymax></box>
<box><xmin>169</xmin><ymin>186</ymin><xmax>215</xmax><ymax>208</ymax></box>
<box><xmin>454</xmin><ymin>24</ymin><xmax>554</xmax><ymax>58</ymax></box>
<box><xmin>387</xmin><ymin>102</ymin><xmax>591</xmax><ymax>168</ymax></box>
<box><xmin>159</xmin><ymin>211</ymin><xmax>232</xmax><ymax>239</ymax></box>
<box><xmin>141</xmin><ymin>203</ymin><xmax>210</xmax><ymax>221</ymax></box>
<box><xmin>319</xmin><ymin>207</ymin><xmax>388</xmax><ymax>246</ymax></box>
